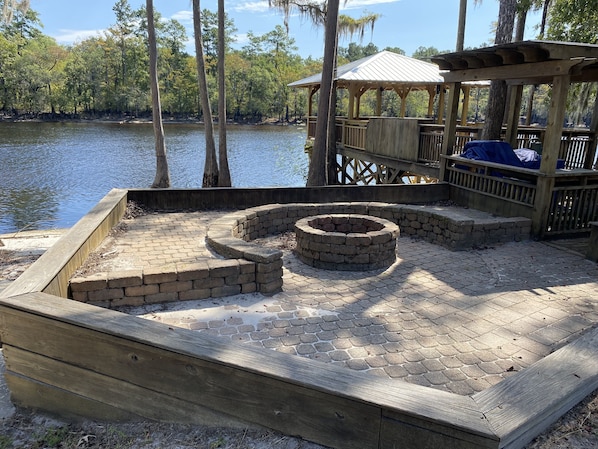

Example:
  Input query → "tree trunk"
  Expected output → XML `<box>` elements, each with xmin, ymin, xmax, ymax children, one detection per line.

<box><xmin>193</xmin><ymin>0</ymin><xmax>218</xmax><ymax>187</ymax></box>
<box><xmin>217</xmin><ymin>0</ymin><xmax>232</xmax><ymax>187</ymax></box>
<box><xmin>147</xmin><ymin>0</ymin><xmax>170</xmax><ymax>188</ymax></box>
<box><xmin>481</xmin><ymin>0</ymin><xmax>516</xmax><ymax>141</ymax></box>
<box><xmin>307</xmin><ymin>0</ymin><xmax>339</xmax><ymax>186</ymax></box>
<box><xmin>456</xmin><ymin>0</ymin><xmax>467</xmax><ymax>51</ymax></box>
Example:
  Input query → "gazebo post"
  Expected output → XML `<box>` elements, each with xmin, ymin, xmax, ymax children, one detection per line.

<box><xmin>460</xmin><ymin>85</ymin><xmax>471</xmax><ymax>125</ymax></box>
<box><xmin>437</xmin><ymin>87</ymin><xmax>446</xmax><ymax>124</ymax></box>
<box><xmin>348</xmin><ymin>85</ymin><xmax>356</xmax><ymax>119</ymax></box>
<box><xmin>376</xmin><ymin>87</ymin><xmax>383</xmax><ymax>117</ymax></box>
<box><xmin>427</xmin><ymin>86</ymin><xmax>436</xmax><ymax>117</ymax></box>
<box><xmin>532</xmin><ymin>74</ymin><xmax>570</xmax><ymax>236</ymax></box>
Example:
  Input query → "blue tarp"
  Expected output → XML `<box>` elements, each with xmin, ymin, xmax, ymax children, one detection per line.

<box><xmin>459</xmin><ymin>140</ymin><xmax>565</xmax><ymax>170</ymax></box>
<box><xmin>460</xmin><ymin>141</ymin><xmax>524</xmax><ymax>167</ymax></box>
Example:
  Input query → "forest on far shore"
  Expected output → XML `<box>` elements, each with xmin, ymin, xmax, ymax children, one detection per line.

<box><xmin>5</xmin><ymin>0</ymin><xmax>598</xmax><ymax>126</ymax></box>
<box><xmin>0</xmin><ymin>0</ymin><xmax>478</xmax><ymax>125</ymax></box>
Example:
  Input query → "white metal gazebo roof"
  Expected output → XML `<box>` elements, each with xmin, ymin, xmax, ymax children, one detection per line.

<box><xmin>288</xmin><ymin>50</ymin><xmax>445</xmax><ymax>90</ymax></box>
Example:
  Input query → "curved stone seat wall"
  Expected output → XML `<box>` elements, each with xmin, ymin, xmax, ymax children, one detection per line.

<box><xmin>206</xmin><ymin>201</ymin><xmax>531</xmax><ymax>295</ymax></box>
<box><xmin>69</xmin><ymin>202</ymin><xmax>531</xmax><ymax>305</ymax></box>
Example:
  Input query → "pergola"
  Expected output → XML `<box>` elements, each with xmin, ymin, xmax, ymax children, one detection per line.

<box><xmin>432</xmin><ymin>40</ymin><xmax>598</xmax><ymax>236</ymax></box>
<box><xmin>289</xmin><ymin>50</ymin><xmax>447</xmax><ymax>120</ymax></box>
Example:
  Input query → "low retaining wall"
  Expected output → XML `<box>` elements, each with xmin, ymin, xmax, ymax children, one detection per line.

<box><xmin>69</xmin><ymin>259</ymin><xmax>258</xmax><ymax>308</ymax></box>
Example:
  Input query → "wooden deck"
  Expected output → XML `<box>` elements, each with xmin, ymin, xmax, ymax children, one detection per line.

<box><xmin>306</xmin><ymin>117</ymin><xmax>598</xmax><ymax>237</ymax></box>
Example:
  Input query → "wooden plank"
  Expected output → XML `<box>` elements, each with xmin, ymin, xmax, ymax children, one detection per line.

<box><xmin>441</xmin><ymin>60</ymin><xmax>583</xmax><ymax>84</ymax></box>
<box><xmin>0</xmin><ymin>297</ymin><xmax>380</xmax><ymax>449</ymax></box>
<box><xmin>6</xmin><ymin>371</ymin><xmax>138</xmax><ymax>422</ymax></box>
<box><xmin>380</xmin><ymin>413</ymin><xmax>498</xmax><ymax>449</ymax></box>
<box><xmin>4</xmin><ymin>346</ymin><xmax>252</xmax><ymax>429</ymax></box>
<box><xmin>473</xmin><ymin>326</ymin><xmax>598</xmax><ymax>449</ymax></box>
<box><xmin>0</xmin><ymin>188</ymin><xmax>127</xmax><ymax>299</ymax></box>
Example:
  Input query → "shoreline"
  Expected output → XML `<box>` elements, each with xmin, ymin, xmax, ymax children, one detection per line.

<box><xmin>0</xmin><ymin>114</ymin><xmax>306</xmax><ymax>127</ymax></box>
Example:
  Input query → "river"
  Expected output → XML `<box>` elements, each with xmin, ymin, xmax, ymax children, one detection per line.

<box><xmin>0</xmin><ymin>121</ymin><xmax>309</xmax><ymax>234</ymax></box>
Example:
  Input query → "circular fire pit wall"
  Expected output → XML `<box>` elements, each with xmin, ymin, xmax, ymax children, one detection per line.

<box><xmin>294</xmin><ymin>214</ymin><xmax>399</xmax><ymax>271</ymax></box>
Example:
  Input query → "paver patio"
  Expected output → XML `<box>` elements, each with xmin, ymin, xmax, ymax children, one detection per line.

<box><xmin>81</xmin><ymin>210</ymin><xmax>598</xmax><ymax>397</ymax></box>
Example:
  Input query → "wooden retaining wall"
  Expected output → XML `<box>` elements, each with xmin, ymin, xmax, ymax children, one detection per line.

<box><xmin>0</xmin><ymin>291</ymin><xmax>500</xmax><ymax>449</ymax></box>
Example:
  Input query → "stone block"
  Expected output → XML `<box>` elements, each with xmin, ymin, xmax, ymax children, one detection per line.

<box><xmin>160</xmin><ymin>280</ymin><xmax>193</xmax><ymax>293</ymax></box>
<box><xmin>194</xmin><ymin>277</ymin><xmax>225</xmax><ymax>289</ymax></box>
<box><xmin>70</xmin><ymin>273</ymin><xmax>107</xmax><ymax>292</ymax></box>
<box><xmin>259</xmin><ymin>278</ymin><xmax>283</xmax><ymax>294</ymax></box>
<box><xmin>256</xmin><ymin>269</ymin><xmax>283</xmax><ymax>284</ymax></box>
<box><xmin>207</xmin><ymin>259</ymin><xmax>240</xmax><ymax>277</ymax></box>
<box><xmin>177</xmin><ymin>261</ymin><xmax>209</xmax><ymax>281</ymax></box>
<box><xmin>107</xmin><ymin>270</ymin><xmax>143</xmax><ymax>288</ymax></box>
<box><xmin>143</xmin><ymin>265</ymin><xmax>177</xmax><ymax>284</ymax></box>
<box><xmin>88</xmin><ymin>287</ymin><xmax>124</xmax><ymax>302</ymax></box>
<box><xmin>144</xmin><ymin>291</ymin><xmax>178</xmax><ymax>304</ymax></box>
<box><xmin>125</xmin><ymin>284</ymin><xmax>159</xmax><ymax>297</ymax></box>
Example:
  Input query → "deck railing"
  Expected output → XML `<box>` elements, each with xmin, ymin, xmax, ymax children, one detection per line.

<box><xmin>305</xmin><ymin>117</ymin><xmax>598</xmax><ymax>235</ymax></box>
<box><xmin>444</xmin><ymin>156</ymin><xmax>538</xmax><ymax>208</ymax></box>
<box><xmin>444</xmin><ymin>155</ymin><xmax>598</xmax><ymax>235</ymax></box>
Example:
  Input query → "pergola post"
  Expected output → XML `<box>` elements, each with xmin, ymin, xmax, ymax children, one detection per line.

<box><xmin>585</xmin><ymin>89</ymin><xmax>598</xmax><ymax>169</ymax></box>
<box><xmin>439</xmin><ymin>81</ymin><xmax>462</xmax><ymax>181</ymax></box>
<box><xmin>532</xmin><ymin>74</ymin><xmax>570</xmax><ymax>236</ymax></box>
<box><xmin>504</xmin><ymin>84</ymin><xmax>524</xmax><ymax>148</ymax></box>
<box><xmin>460</xmin><ymin>85</ymin><xmax>471</xmax><ymax>125</ymax></box>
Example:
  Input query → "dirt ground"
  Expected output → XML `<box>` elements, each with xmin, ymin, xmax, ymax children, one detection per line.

<box><xmin>1</xmin><ymin>240</ymin><xmax>597</xmax><ymax>448</ymax></box>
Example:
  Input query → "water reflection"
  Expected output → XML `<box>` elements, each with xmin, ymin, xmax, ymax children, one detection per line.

<box><xmin>0</xmin><ymin>122</ymin><xmax>308</xmax><ymax>233</ymax></box>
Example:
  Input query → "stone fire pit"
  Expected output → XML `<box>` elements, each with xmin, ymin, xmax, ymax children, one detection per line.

<box><xmin>294</xmin><ymin>214</ymin><xmax>399</xmax><ymax>271</ymax></box>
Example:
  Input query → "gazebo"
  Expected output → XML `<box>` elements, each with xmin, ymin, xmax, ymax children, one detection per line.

<box><xmin>289</xmin><ymin>50</ymin><xmax>446</xmax><ymax>121</ymax></box>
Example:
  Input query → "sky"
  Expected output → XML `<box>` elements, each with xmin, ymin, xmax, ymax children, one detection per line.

<box><xmin>29</xmin><ymin>0</ymin><xmax>543</xmax><ymax>59</ymax></box>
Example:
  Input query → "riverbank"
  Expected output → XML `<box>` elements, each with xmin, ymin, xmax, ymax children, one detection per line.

<box><xmin>0</xmin><ymin>112</ymin><xmax>306</xmax><ymax>127</ymax></box>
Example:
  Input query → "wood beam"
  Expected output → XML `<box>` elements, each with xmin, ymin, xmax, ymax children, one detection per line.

<box><xmin>441</xmin><ymin>59</ymin><xmax>583</xmax><ymax>83</ymax></box>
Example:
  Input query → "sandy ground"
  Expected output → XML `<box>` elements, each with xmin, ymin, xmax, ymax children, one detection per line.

<box><xmin>0</xmin><ymin>231</ymin><xmax>597</xmax><ymax>448</ymax></box>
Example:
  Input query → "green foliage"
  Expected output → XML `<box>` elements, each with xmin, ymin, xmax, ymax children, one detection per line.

<box><xmin>338</xmin><ymin>42</ymin><xmax>379</xmax><ymax>61</ymax></box>
<box><xmin>0</xmin><ymin>0</ymin><xmax>446</xmax><ymax>123</ymax></box>
<box><xmin>0</xmin><ymin>435</ymin><xmax>12</xmax><ymax>449</ymax></box>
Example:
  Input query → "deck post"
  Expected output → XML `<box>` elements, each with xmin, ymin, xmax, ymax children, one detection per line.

<box><xmin>504</xmin><ymin>85</ymin><xmax>523</xmax><ymax>148</ymax></box>
<box><xmin>439</xmin><ymin>82</ymin><xmax>462</xmax><ymax>181</ymax></box>
<box><xmin>585</xmin><ymin>93</ymin><xmax>598</xmax><ymax>169</ymax></box>
<box><xmin>532</xmin><ymin>74</ymin><xmax>570</xmax><ymax>236</ymax></box>
<box><xmin>460</xmin><ymin>85</ymin><xmax>471</xmax><ymax>125</ymax></box>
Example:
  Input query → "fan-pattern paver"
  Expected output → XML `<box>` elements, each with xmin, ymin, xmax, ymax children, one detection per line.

<box><xmin>101</xmin><ymin>211</ymin><xmax>598</xmax><ymax>396</ymax></box>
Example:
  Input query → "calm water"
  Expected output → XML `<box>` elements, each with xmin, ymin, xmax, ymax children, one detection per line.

<box><xmin>0</xmin><ymin>122</ymin><xmax>309</xmax><ymax>234</ymax></box>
